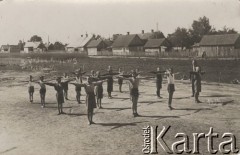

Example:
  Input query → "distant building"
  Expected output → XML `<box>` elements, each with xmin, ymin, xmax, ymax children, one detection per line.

<box><xmin>198</xmin><ymin>34</ymin><xmax>240</xmax><ymax>57</ymax></box>
<box><xmin>138</xmin><ymin>29</ymin><xmax>165</xmax><ymax>44</ymax></box>
<box><xmin>23</xmin><ymin>42</ymin><xmax>46</xmax><ymax>53</ymax></box>
<box><xmin>0</xmin><ymin>45</ymin><xmax>21</xmax><ymax>53</ymax></box>
<box><xmin>86</xmin><ymin>39</ymin><xmax>109</xmax><ymax>56</ymax></box>
<box><xmin>112</xmin><ymin>33</ymin><xmax>145</xmax><ymax>56</ymax></box>
<box><xmin>144</xmin><ymin>38</ymin><xmax>171</xmax><ymax>56</ymax></box>
<box><xmin>66</xmin><ymin>34</ymin><xmax>94</xmax><ymax>53</ymax></box>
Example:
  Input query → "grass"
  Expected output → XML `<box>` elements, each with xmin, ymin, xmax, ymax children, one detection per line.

<box><xmin>0</xmin><ymin>53</ymin><xmax>240</xmax><ymax>83</ymax></box>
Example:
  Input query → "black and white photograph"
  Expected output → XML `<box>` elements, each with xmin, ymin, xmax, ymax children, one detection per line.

<box><xmin>0</xmin><ymin>0</ymin><xmax>240</xmax><ymax>154</ymax></box>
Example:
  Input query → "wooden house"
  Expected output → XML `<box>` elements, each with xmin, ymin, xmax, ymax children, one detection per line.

<box><xmin>66</xmin><ymin>35</ymin><xmax>94</xmax><ymax>53</ymax></box>
<box><xmin>198</xmin><ymin>34</ymin><xmax>240</xmax><ymax>57</ymax></box>
<box><xmin>112</xmin><ymin>34</ymin><xmax>144</xmax><ymax>56</ymax></box>
<box><xmin>0</xmin><ymin>45</ymin><xmax>21</xmax><ymax>53</ymax></box>
<box><xmin>87</xmin><ymin>39</ymin><xmax>108</xmax><ymax>56</ymax></box>
<box><xmin>24</xmin><ymin>42</ymin><xmax>46</xmax><ymax>53</ymax></box>
<box><xmin>144</xmin><ymin>38</ymin><xmax>171</xmax><ymax>56</ymax></box>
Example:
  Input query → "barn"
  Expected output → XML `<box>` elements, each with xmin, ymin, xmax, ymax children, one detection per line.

<box><xmin>112</xmin><ymin>34</ymin><xmax>144</xmax><ymax>56</ymax></box>
<box><xmin>86</xmin><ymin>39</ymin><xmax>108</xmax><ymax>56</ymax></box>
<box><xmin>198</xmin><ymin>34</ymin><xmax>240</xmax><ymax>57</ymax></box>
<box><xmin>0</xmin><ymin>45</ymin><xmax>21</xmax><ymax>53</ymax></box>
<box><xmin>144</xmin><ymin>38</ymin><xmax>171</xmax><ymax>56</ymax></box>
<box><xmin>24</xmin><ymin>42</ymin><xmax>46</xmax><ymax>53</ymax></box>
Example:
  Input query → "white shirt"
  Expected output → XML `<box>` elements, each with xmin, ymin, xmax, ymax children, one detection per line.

<box><xmin>28</xmin><ymin>81</ymin><xmax>34</xmax><ymax>87</ymax></box>
<box><xmin>167</xmin><ymin>73</ymin><xmax>175</xmax><ymax>84</ymax></box>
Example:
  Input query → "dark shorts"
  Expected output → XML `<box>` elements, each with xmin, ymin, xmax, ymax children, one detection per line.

<box><xmin>28</xmin><ymin>86</ymin><xmax>34</xmax><ymax>93</ymax></box>
<box><xmin>107</xmin><ymin>82</ymin><xmax>113</xmax><ymax>92</ymax></box>
<box><xmin>130</xmin><ymin>88</ymin><xmax>139</xmax><ymax>97</ymax></box>
<box><xmin>194</xmin><ymin>81</ymin><xmax>201</xmax><ymax>93</ymax></box>
<box><xmin>75</xmin><ymin>86</ymin><xmax>81</xmax><ymax>92</ymax></box>
<box><xmin>118</xmin><ymin>78</ymin><xmax>123</xmax><ymax>85</ymax></box>
<box><xmin>62</xmin><ymin>83</ymin><xmax>68</xmax><ymax>91</ymax></box>
<box><xmin>167</xmin><ymin>84</ymin><xmax>175</xmax><ymax>93</ymax></box>
<box><xmin>56</xmin><ymin>92</ymin><xmax>64</xmax><ymax>104</ymax></box>
<box><xmin>40</xmin><ymin>88</ymin><xmax>46</xmax><ymax>95</ymax></box>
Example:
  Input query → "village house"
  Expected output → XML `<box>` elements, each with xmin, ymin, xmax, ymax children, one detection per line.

<box><xmin>138</xmin><ymin>29</ymin><xmax>165</xmax><ymax>44</ymax></box>
<box><xmin>23</xmin><ymin>42</ymin><xmax>46</xmax><ymax>53</ymax></box>
<box><xmin>144</xmin><ymin>38</ymin><xmax>171</xmax><ymax>56</ymax></box>
<box><xmin>112</xmin><ymin>33</ymin><xmax>145</xmax><ymax>56</ymax></box>
<box><xmin>66</xmin><ymin>34</ymin><xmax>94</xmax><ymax>53</ymax></box>
<box><xmin>0</xmin><ymin>45</ymin><xmax>21</xmax><ymax>53</ymax></box>
<box><xmin>198</xmin><ymin>34</ymin><xmax>240</xmax><ymax>57</ymax></box>
<box><xmin>86</xmin><ymin>39</ymin><xmax>109</xmax><ymax>56</ymax></box>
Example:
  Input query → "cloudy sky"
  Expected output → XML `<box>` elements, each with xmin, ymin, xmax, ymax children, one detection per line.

<box><xmin>0</xmin><ymin>0</ymin><xmax>239</xmax><ymax>44</ymax></box>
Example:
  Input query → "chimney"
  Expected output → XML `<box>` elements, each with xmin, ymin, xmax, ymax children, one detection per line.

<box><xmin>86</xmin><ymin>33</ymin><xmax>88</xmax><ymax>37</ymax></box>
<box><xmin>81</xmin><ymin>35</ymin><xmax>83</xmax><ymax>37</ymax></box>
<box><xmin>127</xmin><ymin>32</ymin><xmax>130</xmax><ymax>35</ymax></box>
<box><xmin>151</xmin><ymin>29</ymin><xmax>154</xmax><ymax>33</ymax></box>
<box><xmin>142</xmin><ymin>30</ymin><xmax>144</xmax><ymax>34</ymax></box>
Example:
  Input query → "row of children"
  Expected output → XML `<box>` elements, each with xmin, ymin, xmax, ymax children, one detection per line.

<box><xmin>23</xmin><ymin>60</ymin><xmax>204</xmax><ymax>125</ymax></box>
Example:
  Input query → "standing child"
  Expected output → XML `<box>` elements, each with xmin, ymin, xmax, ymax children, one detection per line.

<box><xmin>190</xmin><ymin>59</ymin><xmax>197</xmax><ymax>97</ymax></box>
<box><xmin>107</xmin><ymin>66</ymin><xmax>114</xmax><ymax>98</ymax></box>
<box><xmin>122</xmin><ymin>70</ymin><xmax>150</xmax><ymax>117</ymax></box>
<box><xmin>190</xmin><ymin>66</ymin><xmax>204</xmax><ymax>103</ymax></box>
<box><xmin>117</xmin><ymin>68</ymin><xmax>124</xmax><ymax>93</ymax></box>
<box><xmin>62</xmin><ymin>73</ymin><xmax>69</xmax><ymax>100</ymax></box>
<box><xmin>36</xmin><ymin>76</ymin><xmax>46</xmax><ymax>108</ymax></box>
<box><xmin>28</xmin><ymin>75</ymin><xmax>34</xmax><ymax>103</ymax></box>
<box><xmin>71</xmin><ymin>77</ymin><xmax>107</xmax><ymax>125</ymax></box>
<box><xmin>149</xmin><ymin>67</ymin><xmax>165</xmax><ymax>98</ymax></box>
<box><xmin>45</xmin><ymin>77</ymin><xmax>72</xmax><ymax>114</ymax></box>
<box><xmin>75</xmin><ymin>74</ymin><xmax>83</xmax><ymax>104</ymax></box>
<box><xmin>165</xmin><ymin>68</ymin><xmax>179</xmax><ymax>110</ymax></box>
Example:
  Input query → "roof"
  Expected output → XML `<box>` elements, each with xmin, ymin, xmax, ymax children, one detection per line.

<box><xmin>24</xmin><ymin>42</ymin><xmax>41</xmax><ymax>48</ymax></box>
<box><xmin>112</xmin><ymin>34</ymin><xmax>143</xmax><ymax>48</ymax></box>
<box><xmin>67</xmin><ymin>36</ymin><xmax>94</xmax><ymax>48</ymax></box>
<box><xmin>144</xmin><ymin>39</ymin><xmax>167</xmax><ymax>48</ymax></box>
<box><xmin>1</xmin><ymin>45</ymin><xmax>20</xmax><ymax>49</ymax></box>
<box><xmin>138</xmin><ymin>33</ymin><xmax>153</xmax><ymax>40</ymax></box>
<box><xmin>86</xmin><ymin>39</ymin><xmax>103</xmax><ymax>48</ymax></box>
<box><xmin>1</xmin><ymin>45</ymin><xmax>10</xmax><ymax>49</ymax></box>
<box><xmin>199</xmin><ymin>34</ymin><xmax>240</xmax><ymax>46</ymax></box>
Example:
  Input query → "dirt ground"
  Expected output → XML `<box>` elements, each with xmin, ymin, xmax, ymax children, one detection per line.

<box><xmin>0</xmin><ymin>71</ymin><xmax>240</xmax><ymax>155</ymax></box>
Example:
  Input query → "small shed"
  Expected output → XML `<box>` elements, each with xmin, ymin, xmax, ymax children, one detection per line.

<box><xmin>144</xmin><ymin>38</ymin><xmax>171</xmax><ymax>56</ymax></box>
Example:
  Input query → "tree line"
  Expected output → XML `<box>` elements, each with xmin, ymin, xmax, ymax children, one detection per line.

<box><xmin>167</xmin><ymin>16</ymin><xmax>238</xmax><ymax>49</ymax></box>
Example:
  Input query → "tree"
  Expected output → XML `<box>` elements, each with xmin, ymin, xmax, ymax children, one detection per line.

<box><xmin>152</xmin><ymin>31</ymin><xmax>165</xmax><ymax>39</ymax></box>
<box><xmin>18</xmin><ymin>40</ymin><xmax>25</xmax><ymax>50</ymax></box>
<box><xmin>167</xmin><ymin>27</ymin><xmax>192</xmax><ymax>49</ymax></box>
<box><xmin>209</xmin><ymin>26</ymin><xmax>238</xmax><ymax>35</ymax></box>
<box><xmin>29</xmin><ymin>35</ymin><xmax>42</xmax><ymax>42</ymax></box>
<box><xmin>53</xmin><ymin>41</ymin><xmax>65</xmax><ymax>50</ymax></box>
<box><xmin>189</xmin><ymin>16</ymin><xmax>212</xmax><ymax>44</ymax></box>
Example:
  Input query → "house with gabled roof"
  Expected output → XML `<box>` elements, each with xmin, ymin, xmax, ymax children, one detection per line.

<box><xmin>198</xmin><ymin>34</ymin><xmax>240</xmax><ymax>57</ymax></box>
<box><xmin>86</xmin><ymin>39</ymin><xmax>109</xmax><ymax>56</ymax></box>
<box><xmin>66</xmin><ymin>34</ymin><xmax>94</xmax><ymax>53</ymax></box>
<box><xmin>23</xmin><ymin>42</ymin><xmax>46</xmax><ymax>53</ymax></box>
<box><xmin>112</xmin><ymin>33</ymin><xmax>145</xmax><ymax>56</ymax></box>
<box><xmin>144</xmin><ymin>38</ymin><xmax>171</xmax><ymax>56</ymax></box>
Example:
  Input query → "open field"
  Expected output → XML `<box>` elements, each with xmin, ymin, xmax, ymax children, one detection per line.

<box><xmin>0</xmin><ymin>70</ymin><xmax>239</xmax><ymax>155</ymax></box>
<box><xmin>0</xmin><ymin>55</ymin><xmax>240</xmax><ymax>83</ymax></box>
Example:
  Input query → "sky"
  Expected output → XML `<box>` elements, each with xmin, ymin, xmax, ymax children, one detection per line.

<box><xmin>0</xmin><ymin>0</ymin><xmax>240</xmax><ymax>44</ymax></box>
